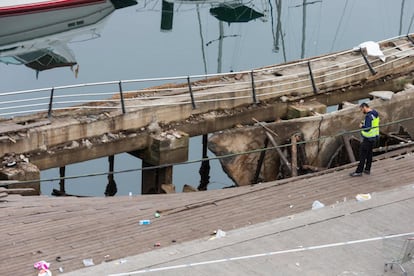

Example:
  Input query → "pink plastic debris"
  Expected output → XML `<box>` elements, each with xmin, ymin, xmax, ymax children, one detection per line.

<box><xmin>34</xmin><ymin>260</ymin><xmax>50</xmax><ymax>270</ymax></box>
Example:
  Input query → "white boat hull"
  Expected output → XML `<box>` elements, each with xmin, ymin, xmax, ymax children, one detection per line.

<box><xmin>0</xmin><ymin>0</ymin><xmax>115</xmax><ymax>46</ymax></box>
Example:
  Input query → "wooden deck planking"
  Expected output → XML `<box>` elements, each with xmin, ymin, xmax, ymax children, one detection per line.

<box><xmin>2</xmin><ymin>153</ymin><xmax>414</xmax><ymax>275</ymax></box>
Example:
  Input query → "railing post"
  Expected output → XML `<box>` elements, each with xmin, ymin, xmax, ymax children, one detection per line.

<box><xmin>118</xmin><ymin>81</ymin><xmax>126</xmax><ymax>114</ymax></box>
<box><xmin>307</xmin><ymin>61</ymin><xmax>318</xmax><ymax>94</ymax></box>
<box><xmin>359</xmin><ymin>48</ymin><xmax>377</xmax><ymax>75</ymax></box>
<box><xmin>250</xmin><ymin>70</ymin><xmax>258</xmax><ymax>103</ymax></box>
<box><xmin>406</xmin><ymin>34</ymin><xmax>414</xmax><ymax>45</ymax></box>
<box><xmin>187</xmin><ymin>76</ymin><xmax>196</xmax><ymax>109</ymax></box>
<box><xmin>48</xmin><ymin>87</ymin><xmax>54</xmax><ymax>118</ymax></box>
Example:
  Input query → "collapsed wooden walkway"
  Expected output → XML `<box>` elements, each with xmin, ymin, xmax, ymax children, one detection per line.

<box><xmin>1</xmin><ymin>148</ymin><xmax>413</xmax><ymax>275</ymax></box>
<box><xmin>2</xmin><ymin>35</ymin><xmax>414</xmax><ymax>171</ymax></box>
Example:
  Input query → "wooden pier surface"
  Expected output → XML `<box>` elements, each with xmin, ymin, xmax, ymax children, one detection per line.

<box><xmin>1</xmin><ymin>149</ymin><xmax>414</xmax><ymax>275</ymax></box>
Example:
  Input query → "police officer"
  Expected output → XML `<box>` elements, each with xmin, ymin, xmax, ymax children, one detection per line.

<box><xmin>350</xmin><ymin>102</ymin><xmax>380</xmax><ymax>177</ymax></box>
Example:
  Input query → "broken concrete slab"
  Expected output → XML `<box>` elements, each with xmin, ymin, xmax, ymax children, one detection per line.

<box><xmin>369</xmin><ymin>90</ymin><xmax>394</xmax><ymax>100</ymax></box>
<box><xmin>0</xmin><ymin>161</ymin><xmax>40</xmax><ymax>195</ymax></box>
<box><xmin>208</xmin><ymin>87</ymin><xmax>414</xmax><ymax>186</ymax></box>
<box><xmin>287</xmin><ymin>101</ymin><xmax>327</xmax><ymax>119</ymax></box>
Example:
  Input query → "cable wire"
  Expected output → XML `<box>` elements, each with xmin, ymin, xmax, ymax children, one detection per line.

<box><xmin>14</xmin><ymin>115</ymin><xmax>414</xmax><ymax>185</ymax></box>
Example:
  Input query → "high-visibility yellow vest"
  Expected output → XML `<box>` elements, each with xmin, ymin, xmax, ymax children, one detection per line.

<box><xmin>361</xmin><ymin>114</ymin><xmax>379</xmax><ymax>138</ymax></box>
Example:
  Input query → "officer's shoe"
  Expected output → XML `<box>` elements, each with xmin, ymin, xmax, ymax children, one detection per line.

<box><xmin>349</xmin><ymin>172</ymin><xmax>362</xmax><ymax>177</ymax></box>
<box><xmin>364</xmin><ymin>170</ymin><xmax>370</xmax><ymax>175</ymax></box>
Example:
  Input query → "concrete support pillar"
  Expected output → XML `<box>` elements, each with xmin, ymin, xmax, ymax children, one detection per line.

<box><xmin>142</xmin><ymin>161</ymin><xmax>172</xmax><ymax>194</ymax></box>
<box><xmin>0</xmin><ymin>161</ymin><xmax>40</xmax><ymax>195</ymax></box>
<box><xmin>138</xmin><ymin>131</ymin><xmax>189</xmax><ymax>194</ymax></box>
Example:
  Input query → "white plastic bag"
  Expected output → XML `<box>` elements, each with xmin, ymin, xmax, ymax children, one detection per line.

<box><xmin>312</xmin><ymin>200</ymin><xmax>325</xmax><ymax>210</ymax></box>
<box><xmin>355</xmin><ymin>41</ymin><xmax>386</xmax><ymax>62</ymax></box>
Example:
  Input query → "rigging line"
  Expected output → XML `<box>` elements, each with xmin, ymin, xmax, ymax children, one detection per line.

<box><xmin>217</xmin><ymin>21</ymin><xmax>224</xmax><ymax>73</ymax></box>
<box><xmin>196</xmin><ymin>4</ymin><xmax>208</xmax><ymax>75</ymax></box>
<box><xmin>230</xmin><ymin>25</ymin><xmax>243</xmax><ymax>72</ymax></box>
<box><xmin>407</xmin><ymin>9</ymin><xmax>414</xmax><ymax>34</ymax></box>
<box><xmin>399</xmin><ymin>0</ymin><xmax>405</xmax><ymax>35</ymax></box>
<box><xmin>311</xmin><ymin>0</ymin><xmax>323</xmax><ymax>57</ymax></box>
<box><xmin>285</xmin><ymin>0</ymin><xmax>294</xmax><ymax>61</ymax></box>
<box><xmin>377</xmin><ymin>1</ymin><xmax>388</xmax><ymax>39</ymax></box>
<box><xmin>277</xmin><ymin>0</ymin><xmax>287</xmax><ymax>62</ymax></box>
<box><xmin>301</xmin><ymin>0</ymin><xmax>306</xmax><ymax>59</ymax></box>
<box><xmin>269</xmin><ymin>0</ymin><xmax>277</xmax><ymax>53</ymax></box>
<box><xmin>330</xmin><ymin>0</ymin><xmax>349</xmax><ymax>52</ymax></box>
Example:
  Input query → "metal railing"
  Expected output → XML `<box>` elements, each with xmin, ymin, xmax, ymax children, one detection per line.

<box><xmin>1</xmin><ymin>34</ymin><xmax>413</xmax><ymax>119</ymax></box>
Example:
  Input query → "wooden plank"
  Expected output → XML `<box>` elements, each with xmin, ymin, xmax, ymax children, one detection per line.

<box><xmin>291</xmin><ymin>134</ymin><xmax>298</xmax><ymax>176</ymax></box>
<box><xmin>343</xmin><ymin>135</ymin><xmax>356</xmax><ymax>163</ymax></box>
<box><xmin>1</xmin><ymin>154</ymin><xmax>414</xmax><ymax>276</ymax></box>
<box><xmin>265</xmin><ymin>132</ymin><xmax>292</xmax><ymax>172</ymax></box>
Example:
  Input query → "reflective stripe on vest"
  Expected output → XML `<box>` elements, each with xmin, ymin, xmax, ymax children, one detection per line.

<box><xmin>361</xmin><ymin>115</ymin><xmax>379</xmax><ymax>138</ymax></box>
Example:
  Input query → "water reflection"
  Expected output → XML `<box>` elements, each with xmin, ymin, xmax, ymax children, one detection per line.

<box><xmin>0</xmin><ymin>0</ymin><xmax>137</xmax><ymax>77</ymax></box>
<box><xmin>209</xmin><ymin>2</ymin><xmax>265</xmax><ymax>23</ymax></box>
<box><xmin>160</xmin><ymin>0</ymin><xmax>266</xmax><ymax>28</ymax></box>
<box><xmin>0</xmin><ymin>0</ymin><xmax>269</xmax><ymax>78</ymax></box>
<box><xmin>2</xmin><ymin>0</ymin><xmax>413</xmax><ymax>81</ymax></box>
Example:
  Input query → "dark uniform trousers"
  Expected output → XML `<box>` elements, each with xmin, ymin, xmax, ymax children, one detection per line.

<box><xmin>356</xmin><ymin>138</ymin><xmax>376</xmax><ymax>173</ymax></box>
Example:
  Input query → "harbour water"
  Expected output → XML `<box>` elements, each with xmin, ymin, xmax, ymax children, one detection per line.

<box><xmin>1</xmin><ymin>0</ymin><xmax>414</xmax><ymax>196</ymax></box>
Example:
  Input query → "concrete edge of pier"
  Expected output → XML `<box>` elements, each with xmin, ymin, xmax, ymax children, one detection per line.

<box><xmin>64</xmin><ymin>183</ymin><xmax>414</xmax><ymax>276</ymax></box>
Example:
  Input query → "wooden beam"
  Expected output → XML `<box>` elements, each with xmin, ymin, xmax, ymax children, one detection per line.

<box><xmin>374</xmin><ymin>141</ymin><xmax>414</xmax><ymax>153</ymax></box>
<box><xmin>291</xmin><ymin>135</ymin><xmax>298</xmax><ymax>177</ymax></box>
<box><xmin>252</xmin><ymin>118</ymin><xmax>279</xmax><ymax>137</ymax></box>
<box><xmin>265</xmin><ymin>132</ymin><xmax>292</xmax><ymax>173</ymax></box>
<box><xmin>327</xmin><ymin>144</ymin><xmax>344</xmax><ymax>169</ymax></box>
<box><xmin>253</xmin><ymin>137</ymin><xmax>269</xmax><ymax>184</ymax></box>
<box><xmin>342</xmin><ymin>135</ymin><xmax>356</xmax><ymax>163</ymax></box>
<box><xmin>382</xmin><ymin>131</ymin><xmax>411</xmax><ymax>143</ymax></box>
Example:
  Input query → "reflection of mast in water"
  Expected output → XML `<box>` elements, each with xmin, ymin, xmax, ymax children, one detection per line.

<box><xmin>399</xmin><ymin>0</ymin><xmax>405</xmax><ymax>35</ymax></box>
<box><xmin>269</xmin><ymin>0</ymin><xmax>286</xmax><ymax>61</ymax></box>
<box><xmin>217</xmin><ymin>21</ymin><xmax>224</xmax><ymax>73</ymax></box>
<box><xmin>301</xmin><ymin>0</ymin><xmax>306</xmax><ymax>58</ymax></box>
<box><xmin>208</xmin><ymin>1</ymin><xmax>265</xmax><ymax>72</ymax></box>
<box><xmin>400</xmin><ymin>0</ymin><xmax>414</xmax><ymax>36</ymax></box>
<box><xmin>197</xmin><ymin>4</ymin><xmax>208</xmax><ymax>75</ymax></box>
<box><xmin>206</xmin><ymin>23</ymin><xmax>239</xmax><ymax>73</ymax></box>
<box><xmin>291</xmin><ymin>0</ymin><xmax>321</xmax><ymax>58</ymax></box>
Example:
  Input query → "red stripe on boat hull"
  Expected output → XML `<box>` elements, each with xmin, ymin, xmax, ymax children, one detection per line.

<box><xmin>0</xmin><ymin>0</ymin><xmax>107</xmax><ymax>16</ymax></box>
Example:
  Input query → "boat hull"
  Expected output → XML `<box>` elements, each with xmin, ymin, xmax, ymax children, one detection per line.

<box><xmin>0</xmin><ymin>0</ymin><xmax>115</xmax><ymax>46</ymax></box>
